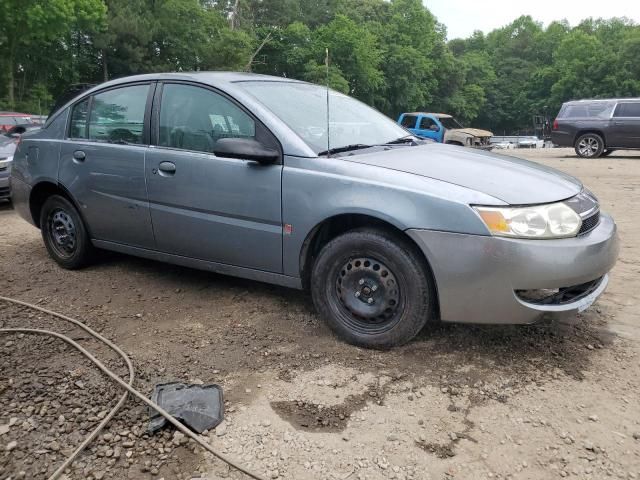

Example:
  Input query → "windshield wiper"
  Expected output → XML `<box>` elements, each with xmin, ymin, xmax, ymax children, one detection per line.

<box><xmin>318</xmin><ymin>144</ymin><xmax>373</xmax><ymax>156</ymax></box>
<box><xmin>384</xmin><ymin>135</ymin><xmax>419</xmax><ymax>145</ymax></box>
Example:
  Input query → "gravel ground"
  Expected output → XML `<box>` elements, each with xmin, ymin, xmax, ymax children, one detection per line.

<box><xmin>1</xmin><ymin>148</ymin><xmax>639</xmax><ymax>480</ymax></box>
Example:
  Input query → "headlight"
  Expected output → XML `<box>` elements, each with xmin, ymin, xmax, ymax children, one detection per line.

<box><xmin>474</xmin><ymin>202</ymin><xmax>582</xmax><ymax>239</ymax></box>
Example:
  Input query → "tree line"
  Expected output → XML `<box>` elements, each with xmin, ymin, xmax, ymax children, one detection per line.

<box><xmin>1</xmin><ymin>0</ymin><xmax>639</xmax><ymax>133</ymax></box>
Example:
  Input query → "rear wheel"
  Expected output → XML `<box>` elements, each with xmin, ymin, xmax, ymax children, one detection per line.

<box><xmin>40</xmin><ymin>195</ymin><xmax>94</xmax><ymax>269</ymax></box>
<box><xmin>575</xmin><ymin>133</ymin><xmax>605</xmax><ymax>158</ymax></box>
<box><xmin>310</xmin><ymin>228</ymin><xmax>435</xmax><ymax>349</ymax></box>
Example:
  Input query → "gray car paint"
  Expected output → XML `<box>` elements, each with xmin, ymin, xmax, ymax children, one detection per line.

<box><xmin>10</xmin><ymin>72</ymin><xmax>619</xmax><ymax>326</ymax></box>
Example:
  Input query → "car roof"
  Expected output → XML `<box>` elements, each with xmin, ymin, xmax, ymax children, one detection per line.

<box><xmin>46</xmin><ymin>72</ymin><xmax>308</xmax><ymax>126</ymax></box>
<box><xmin>84</xmin><ymin>72</ymin><xmax>305</xmax><ymax>91</ymax></box>
<box><xmin>564</xmin><ymin>98</ymin><xmax>640</xmax><ymax>104</ymax></box>
<box><xmin>403</xmin><ymin>112</ymin><xmax>453</xmax><ymax>118</ymax></box>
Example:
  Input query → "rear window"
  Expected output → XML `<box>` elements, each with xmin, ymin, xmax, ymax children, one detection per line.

<box><xmin>613</xmin><ymin>102</ymin><xmax>640</xmax><ymax>118</ymax></box>
<box><xmin>561</xmin><ymin>102</ymin><xmax>615</xmax><ymax>119</ymax></box>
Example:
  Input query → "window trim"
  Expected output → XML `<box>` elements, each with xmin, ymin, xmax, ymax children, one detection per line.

<box><xmin>151</xmin><ymin>80</ymin><xmax>283</xmax><ymax>164</ymax></box>
<box><xmin>613</xmin><ymin>102</ymin><xmax>640</xmax><ymax>119</ymax></box>
<box><xmin>65</xmin><ymin>81</ymin><xmax>156</xmax><ymax>146</ymax></box>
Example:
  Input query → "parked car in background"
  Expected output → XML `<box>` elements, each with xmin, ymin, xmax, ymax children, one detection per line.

<box><xmin>5</xmin><ymin>123</ymin><xmax>42</xmax><ymax>137</ymax></box>
<box><xmin>398</xmin><ymin>112</ymin><xmax>493</xmax><ymax>149</ymax></box>
<box><xmin>0</xmin><ymin>112</ymin><xmax>35</xmax><ymax>133</ymax></box>
<box><xmin>552</xmin><ymin>98</ymin><xmax>640</xmax><ymax>158</ymax></box>
<box><xmin>0</xmin><ymin>124</ymin><xmax>41</xmax><ymax>201</ymax></box>
<box><xmin>0</xmin><ymin>135</ymin><xmax>17</xmax><ymax>201</ymax></box>
<box><xmin>490</xmin><ymin>135</ymin><xmax>545</xmax><ymax>149</ymax></box>
<box><xmin>11</xmin><ymin>72</ymin><xmax>618</xmax><ymax>348</ymax></box>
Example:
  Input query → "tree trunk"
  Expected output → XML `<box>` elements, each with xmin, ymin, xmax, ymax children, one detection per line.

<box><xmin>102</xmin><ymin>49</ymin><xmax>109</xmax><ymax>82</ymax></box>
<box><xmin>7</xmin><ymin>43</ymin><xmax>15</xmax><ymax>109</ymax></box>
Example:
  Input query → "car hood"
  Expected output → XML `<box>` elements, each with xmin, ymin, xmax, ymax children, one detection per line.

<box><xmin>342</xmin><ymin>143</ymin><xmax>582</xmax><ymax>205</ymax></box>
<box><xmin>450</xmin><ymin>128</ymin><xmax>493</xmax><ymax>137</ymax></box>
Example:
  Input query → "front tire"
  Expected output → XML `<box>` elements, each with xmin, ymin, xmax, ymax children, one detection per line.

<box><xmin>310</xmin><ymin>228</ymin><xmax>435</xmax><ymax>349</ymax></box>
<box><xmin>575</xmin><ymin>133</ymin><xmax>605</xmax><ymax>158</ymax></box>
<box><xmin>40</xmin><ymin>195</ymin><xmax>94</xmax><ymax>269</ymax></box>
<box><xmin>601</xmin><ymin>149</ymin><xmax>615</xmax><ymax>157</ymax></box>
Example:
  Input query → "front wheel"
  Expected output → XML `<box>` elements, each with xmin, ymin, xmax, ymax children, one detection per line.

<box><xmin>575</xmin><ymin>133</ymin><xmax>605</xmax><ymax>158</ymax></box>
<box><xmin>40</xmin><ymin>195</ymin><xmax>94</xmax><ymax>269</ymax></box>
<box><xmin>310</xmin><ymin>228</ymin><xmax>435</xmax><ymax>349</ymax></box>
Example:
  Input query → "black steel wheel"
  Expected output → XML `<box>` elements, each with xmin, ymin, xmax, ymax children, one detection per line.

<box><xmin>311</xmin><ymin>228</ymin><xmax>435</xmax><ymax>348</ymax></box>
<box><xmin>575</xmin><ymin>133</ymin><xmax>605</xmax><ymax>158</ymax></box>
<box><xmin>40</xmin><ymin>195</ymin><xmax>94</xmax><ymax>269</ymax></box>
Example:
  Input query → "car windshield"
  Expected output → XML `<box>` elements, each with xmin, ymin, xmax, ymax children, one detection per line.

<box><xmin>237</xmin><ymin>81</ymin><xmax>409</xmax><ymax>154</ymax></box>
<box><xmin>439</xmin><ymin>116</ymin><xmax>463</xmax><ymax>129</ymax></box>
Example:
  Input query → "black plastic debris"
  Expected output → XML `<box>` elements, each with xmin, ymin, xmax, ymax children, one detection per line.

<box><xmin>148</xmin><ymin>382</ymin><xmax>224</xmax><ymax>434</ymax></box>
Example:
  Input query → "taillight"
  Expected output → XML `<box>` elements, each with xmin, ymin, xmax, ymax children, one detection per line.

<box><xmin>552</xmin><ymin>118</ymin><xmax>559</xmax><ymax>130</ymax></box>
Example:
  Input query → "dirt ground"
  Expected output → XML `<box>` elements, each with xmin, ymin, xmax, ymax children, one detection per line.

<box><xmin>1</xmin><ymin>147</ymin><xmax>639</xmax><ymax>480</ymax></box>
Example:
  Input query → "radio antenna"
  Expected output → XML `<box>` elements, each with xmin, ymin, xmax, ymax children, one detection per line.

<box><xmin>325</xmin><ymin>47</ymin><xmax>331</xmax><ymax>158</ymax></box>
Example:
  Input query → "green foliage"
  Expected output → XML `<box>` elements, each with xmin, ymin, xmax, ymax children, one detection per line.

<box><xmin>0</xmin><ymin>0</ymin><xmax>638</xmax><ymax>134</ymax></box>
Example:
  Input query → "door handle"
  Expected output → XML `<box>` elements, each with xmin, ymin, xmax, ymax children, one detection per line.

<box><xmin>157</xmin><ymin>161</ymin><xmax>176</xmax><ymax>175</ymax></box>
<box><xmin>72</xmin><ymin>150</ymin><xmax>86</xmax><ymax>162</ymax></box>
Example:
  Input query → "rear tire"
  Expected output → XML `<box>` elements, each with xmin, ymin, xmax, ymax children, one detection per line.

<box><xmin>310</xmin><ymin>228</ymin><xmax>435</xmax><ymax>349</ymax></box>
<box><xmin>575</xmin><ymin>133</ymin><xmax>605</xmax><ymax>158</ymax></box>
<box><xmin>40</xmin><ymin>195</ymin><xmax>94</xmax><ymax>269</ymax></box>
<box><xmin>601</xmin><ymin>149</ymin><xmax>615</xmax><ymax>157</ymax></box>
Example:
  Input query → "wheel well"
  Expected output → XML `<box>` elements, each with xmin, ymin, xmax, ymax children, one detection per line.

<box><xmin>29</xmin><ymin>182</ymin><xmax>73</xmax><ymax>228</ymax></box>
<box><xmin>574</xmin><ymin>130</ymin><xmax>607</xmax><ymax>147</ymax></box>
<box><xmin>299</xmin><ymin>213</ymin><xmax>440</xmax><ymax>317</ymax></box>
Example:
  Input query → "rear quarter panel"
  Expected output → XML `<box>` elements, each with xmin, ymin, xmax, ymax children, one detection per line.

<box><xmin>11</xmin><ymin>110</ymin><xmax>68</xmax><ymax>224</ymax></box>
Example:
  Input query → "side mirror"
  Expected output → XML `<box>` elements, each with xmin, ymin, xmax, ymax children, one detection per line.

<box><xmin>429</xmin><ymin>124</ymin><xmax>440</xmax><ymax>132</ymax></box>
<box><xmin>213</xmin><ymin>138</ymin><xmax>279</xmax><ymax>165</ymax></box>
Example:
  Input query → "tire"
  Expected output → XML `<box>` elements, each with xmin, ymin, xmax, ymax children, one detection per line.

<box><xmin>574</xmin><ymin>133</ymin><xmax>605</xmax><ymax>158</ymax></box>
<box><xmin>40</xmin><ymin>194</ymin><xmax>94</xmax><ymax>269</ymax></box>
<box><xmin>310</xmin><ymin>228</ymin><xmax>435</xmax><ymax>349</ymax></box>
<box><xmin>601</xmin><ymin>149</ymin><xmax>615</xmax><ymax>157</ymax></box>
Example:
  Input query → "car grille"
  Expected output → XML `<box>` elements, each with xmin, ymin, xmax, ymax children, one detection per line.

<box><xmin>0</xmin><ymin>165</ymin><xmax>7</xmax><ymax>172</ymax></box>
<box><xmin>0</xmin><ymin>186</ymin><xmax>10</xmax><ymax>197</ymax></box>
<box><xmin>578</xmin><ymin>210</ymin><xmax>600</xmax><ymax>235</ymax></box>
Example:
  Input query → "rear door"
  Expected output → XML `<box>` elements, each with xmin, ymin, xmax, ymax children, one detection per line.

<box><xmin>144</xmin><ymin>82</ymin><xmax>283</xmax><ymax>272</ymax></box>
<box><xmin>58</xmin><ymin>82</ymin><xmax>156</xmax><ymax>248</ymax></box>
<box><xmin>610</xmin><ymin>102</ymin><xmax>640</xmax><ymax>148</ymax></box>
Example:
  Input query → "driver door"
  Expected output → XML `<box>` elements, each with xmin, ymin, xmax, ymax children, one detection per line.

<box><xmin>415</xmin><ymin>115</ymin><xmax>441</xmax><ymax>141</ymax></box>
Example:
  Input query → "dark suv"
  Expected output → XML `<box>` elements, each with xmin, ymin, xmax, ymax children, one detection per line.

<box><xmin>552</xmin><ymin>98</ymin><xmax>640</xmax><ymax>158</ymax></box>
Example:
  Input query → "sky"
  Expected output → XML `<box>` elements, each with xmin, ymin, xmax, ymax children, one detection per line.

<box><xmin>424</xmin><ymin>0</ymin><xmax>640</xmax><ymax>39</ymax></box>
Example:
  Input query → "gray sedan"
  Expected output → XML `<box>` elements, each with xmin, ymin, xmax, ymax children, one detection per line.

<box><xmin>10</xmin><ymin>73</ymin><xmax>619</xmax><ymax>348</ymax></box>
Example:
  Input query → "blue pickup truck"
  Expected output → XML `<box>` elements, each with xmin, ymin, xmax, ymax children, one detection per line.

<box><xmin>398</xmin><ymin>112</ymin><xmax>493</xmax><ymax>149</ymax></box>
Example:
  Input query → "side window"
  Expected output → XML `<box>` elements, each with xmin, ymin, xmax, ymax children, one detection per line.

<box><xmin>69</xmin><ymin>98</ymin><xmax>90</xmax><ymax>139</ymax></box>
<box><xmin>159</xmin><ymin>84</ymin><xmax>256</xmax><ymax>154</ymax></box>
<box><xmin>614</xmin><ymin>103</ymin><xmax>640</xmax><ymax>118</ymax></box>
<box><xmin>419</xmin><ymin>116</ymin><xmax>437</xmax><ymax>130</ymax></box>
<box><xmin>88</xmin><ymin>84</ymin><xmax>149</xmax><ymax>144</ymax></box>
<box><xmin>400</xmin><ymin>115</ymin><xmax>417</xmax><ymax>128</ymax></box>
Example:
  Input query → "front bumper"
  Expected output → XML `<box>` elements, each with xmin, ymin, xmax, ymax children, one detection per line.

<box><xmin>407</xmin><ymin>212</ymin><xmax>619</xmax><ymax>324</ymax></box>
